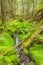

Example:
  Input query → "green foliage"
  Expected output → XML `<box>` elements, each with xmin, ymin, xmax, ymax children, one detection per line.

<box><xmin>40</xmin><ymin>19</ymin><xmax>43</xmax><ymax>24</ymax></box>
<box><xmin>37</xmin><ymin>34</ymin><xmax>43</xmax><ymax>40</ymax></box>
<box><xmin>29</xmin><ymin>44</ymin><xmax>43</xmax><ymax>65</ymax></box>
<box><xmin>0</xmin><ymin>19</ymin><xmax>43</xmax><ymax>65</ymax></box>
<box><xmin>0</xmin><ymin>46</ymin><xmax>8</xmax><ymax>55</ymax></box>
<box><xmin>0</xmin><ymin>20</ymin><xmax>4</xmax><ymax>32</ymax></box>
<box><xmin>4</xmin><ymin>19</ymin><xmax>42</xmax><ymax>41</ymax></box>
<box><xmin>26</xmin><ymin>62</ymin><xmax>34</xmax><ymax>65</ymax></box>
<box><xmin>5</xmin><ymin>20</ymin><xmax>29</xmax><ymax>34</ymax></box>
<box><xmin>0</xmin><ymin>47</ymin><xmax>20</xmax><ymax>65</ymax></box>
<box><xmin>17</xmin><ymin>17</ymin><xmax>23</xmax><ymax>22</ymax></box>
<box><xmin>5</xmin><ymin>49</ymin><xmax>17</xmax><ymax>56</ymax></box>
<box><xmin>0</xmin><ymin>32</ymin><xmax>14</xmax><ymax>48</ymax></box>
<box><xmin>2</xmin><ymin>55</ymin><xmax>20</xmax><ymax>65</ymax></box>
<box><xmin>0</xmin><ymin>20</ymin><xmax>2</xmax><ymax>25</ymax></box>
<box><xmin>23</xmin><ymin>48</ymin><xmax>29</xmax><ymax>55</ymax></box>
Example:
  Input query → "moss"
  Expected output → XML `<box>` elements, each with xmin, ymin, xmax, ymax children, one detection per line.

<box><xmin>23</xmin><ymin>48</ymin><xmax>29</xmax><ymax>55</ymax></box>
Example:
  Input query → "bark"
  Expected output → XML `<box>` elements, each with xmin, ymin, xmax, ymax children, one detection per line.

<box><xmin>1</xmin><ymin>0</ymin><xmax>9</xmax><ymax>22</ymax></box>
<box><xmin>8</xmin><ymin>0</ymin><xmax>16</xmax><ymax>19</ymax></box>
<box><xmin>24</xmin><ymin>1</ymin><xmax>30</xmax><ymax>20</ymax></box>
<box><xmin>34</xmin><ymin>8</ymin><xmax>43</xmax><ymax>21</ymax></box>
<box><xmin>32</xmin><ymin>0</ymin><xmax>35</xmax><ymax>18</ymax></box>
<box><xmin>1</xmin><ymin>0</ymin><xmax>16</xmax><ymax>22</ymax></box>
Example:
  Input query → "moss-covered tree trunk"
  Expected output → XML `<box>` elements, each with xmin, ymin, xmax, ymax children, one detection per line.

<box><xmin>20</xmin><ymin>25</ymin><xmax>43</xmax><ymax>50</ymax></box>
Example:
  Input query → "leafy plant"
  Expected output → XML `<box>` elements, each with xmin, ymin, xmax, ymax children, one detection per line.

<box><xmin>0</xmin><ymin>46</ymin><xmax>20</xmax><ymax>65</ymax></box>
<box><xmin>29</xmin><ymin>44</ymin><xmax>43</xmax><ymax>65</ymax></box>
<box><xmin>0</xmin><ymin>32</ymin><xmax>14</xmax><ymax>48</ymax></box>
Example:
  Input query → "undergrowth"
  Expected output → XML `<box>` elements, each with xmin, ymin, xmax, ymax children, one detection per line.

<box><xmin>0</xmin><ymin>19</ymin><xmax>43</xmax><ymax>65</ymax></box>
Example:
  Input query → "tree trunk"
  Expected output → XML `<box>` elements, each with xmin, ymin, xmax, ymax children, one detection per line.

<box><xmin>1</xmin><ymin>0</ymin><xmax>16</xmax><ymax>22</ymax></box>
<box><xmin>20</xmin><ymin>25</ymin><xmax>43</xmax><ymax>51</ymax></box>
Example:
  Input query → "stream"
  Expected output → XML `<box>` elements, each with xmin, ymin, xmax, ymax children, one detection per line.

<box><xmin>14</xmin><ymin>34</ymin><xmax>34</xmax><ymax>65</ymax></box>
<box><xmin>15</xmin><ymin>34</ymin><xmax>25</xmax><ymax>65</ymax></box>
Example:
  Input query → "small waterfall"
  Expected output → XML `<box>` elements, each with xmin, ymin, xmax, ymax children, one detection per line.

<box><xmin>13</xmin><ymin>33</ymin><xmax>30</xmax><ymax>65</ymax></box>
<box><xmin>14</xmin><ymin>33</ymin><xmax>19</xmax><ymax>44</ymax></box>
<box><xmin>21</xmin><ymin>62</ymin><xmax>25</xmax><ymax>65</ymax></box>
<box><xmin>15</xmin><ymin>35</ymin><xmax>18</xmax><ymax>44</ymax></box>
<box><xmin>15</xmin><ymin>34</ymin><xmax>19</xmax><ymax>51</ymax></box>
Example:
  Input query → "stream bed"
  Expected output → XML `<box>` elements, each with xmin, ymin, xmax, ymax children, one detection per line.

<box><xmin>14</xmin><ymin>34</ymin><xmax>34</xmax><ymax>65</ymax></box>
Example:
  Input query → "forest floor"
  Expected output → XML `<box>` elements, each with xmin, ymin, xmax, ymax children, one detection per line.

<box><xmin>0</xmin><ymin>18</ymin><xmax>43</xmax><ymax>65</ymax></box>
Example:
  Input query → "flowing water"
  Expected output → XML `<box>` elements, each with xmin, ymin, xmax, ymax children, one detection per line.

<box><xmin>14</xmin><ymin>34</ymin><xmax>31</xmax><ymax>65</ymax></box>
<box><xmin>21</xmin><ymin>62</ymin><xmax>25</xmax><ymax>65</ymax></box>
<box><xmin>14</xmin><ymin>34</ymin><xmax>25</xmax><ymax>65</ymax></box>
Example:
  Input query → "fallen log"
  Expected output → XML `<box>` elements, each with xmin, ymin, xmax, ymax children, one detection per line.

<box><xmin>19</xmin><ymin>25</ymin><xmax>43</xmax><ymax>51</ymax></box>
<box><xmin>12</xmin><ymin>40</ymin><xmax>25</xmax><ymax>49</ymax></box>
<box><xmin>3</xmin><ymin>25</ymin><xmax>43</xmax><ymax>55</ymax></box>
<box><xmin>12</xmin><ymin>33</ymin><xmax>31</xmax><ymax>49</ymax></box>
<box><xmin>34</xmin><ymin>8</ymin><xmax>43</xmax><ymax>21</ymax></box>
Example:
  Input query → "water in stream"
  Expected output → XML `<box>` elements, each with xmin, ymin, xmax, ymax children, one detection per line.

<box><xmin>14</xmin><ymin>34</ymin><xmax>32</xmax><ymax>65</ymax></box>
<box><xmin>21</xmin><ymin>62</ymin><xmax>25</xmax><ymax>65</ymax></box>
